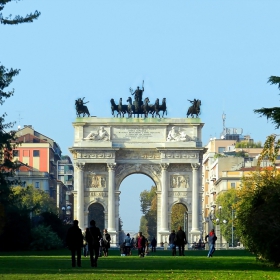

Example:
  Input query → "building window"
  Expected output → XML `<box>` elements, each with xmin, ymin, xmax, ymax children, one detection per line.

<box><xmin>35</xmin><ymin>182</ymin><xmax>40</xmax><ymax>188</ymax></box>
<box><xmin>13</xmin><ymin>150</ymin><xmax>19</xmax><ymax>157</ymax></box>
<box><xmin>218</xmin><ymin>147</ymin><xmax>225</xmax><ymax>153</ymax></box>
<box><xmin>33</xmin><ymin>150</ymin><xmax>40</xmax><ymax>157</ymax></box>
<box><xmin>231</xmin><ymin>182</ymin><xmax>236</xmax><ymax>188</ymax></box>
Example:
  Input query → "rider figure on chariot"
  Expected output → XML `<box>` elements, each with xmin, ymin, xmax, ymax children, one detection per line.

<box><xmin>131</xmin><ymin>82</ymin><xmax>144</xmax><ymax>103</ymax></box>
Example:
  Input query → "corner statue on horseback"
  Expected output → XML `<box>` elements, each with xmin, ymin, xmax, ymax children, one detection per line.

<box><xmin>75</xmin><ymin>97</ymin><xmax>90</xmax><ymax>117</ymax></box>
<box><xmin>186</xmin><ymin>98</ymin><xmax>201</xmax><ymax>118</ymax></box>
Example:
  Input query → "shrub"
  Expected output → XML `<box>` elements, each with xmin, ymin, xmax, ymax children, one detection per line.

<box><xmin>30</xmin><ymin>225</ymin><xmax>63</xmax><ymax>250</ymax></box>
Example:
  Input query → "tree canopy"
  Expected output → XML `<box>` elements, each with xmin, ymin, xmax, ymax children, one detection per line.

<box><xmin>0</xmin><ymin>0</ymin><xmax>40</xmax><ymax>25</ymax></box>
<box><xmin>254</xmin><ymin>76</ymin><xmax>280</xmax><ymax>128</ymax></box>
<box><xmin>139</xmin><ymin>186</ymin><xmax>157</xmax><ymax>240</ymax></box>
<box><xmin>0</xmin><ymin>0</ymin><xmax>40</xmax><ymax>243</ymax></box>
<box><xmin>236</xmin><ymin>134</ymin><xmax>280</xmax><ymax>265</ymax></box>
<box><xmin>216</xmin><ymin>189</ymin><xmax>239</xmax><ymax>246</ymax></box>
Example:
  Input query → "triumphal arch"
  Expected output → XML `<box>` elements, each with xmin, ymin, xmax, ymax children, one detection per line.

<box><xmin>70</xmin><ymin>117</ymin><xmax>204</xmax><ymax>246</ymax></box>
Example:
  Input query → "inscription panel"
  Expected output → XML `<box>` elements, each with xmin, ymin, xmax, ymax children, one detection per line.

<box><xmin>112</xmin><ymin>126</ymin><xmax>165</xmax><ymax>142</ymax></box>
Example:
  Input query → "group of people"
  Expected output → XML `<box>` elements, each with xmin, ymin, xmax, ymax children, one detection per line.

<box><xmin>66</xmin><ymin>219</ymin><xmax>111</xmax><ymax>268</ymax></box>
<box><xmin>169</xmin><ymin>226</ymin><xmax>217</xmax><ymax>258</ymax></box>
<box><xmin>66</xmin><ymin>220</ymin><xmax>218</xmax><ymax>268</ymax></box>
<box><xmin>169</xmin><ymin>226</ymin><xmax>188</xmax><ymax>256</ymax></box>
<box><xmin>120</xmin><ymin>232</ymin><xmax>156</xmax><ymax>257</ymax></box>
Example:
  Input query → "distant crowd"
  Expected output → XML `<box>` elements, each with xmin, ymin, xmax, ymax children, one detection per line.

<box><xmin>66</xmin><ymin>220</ymin><xmax>217</xmax><ymax>267</ymax></box>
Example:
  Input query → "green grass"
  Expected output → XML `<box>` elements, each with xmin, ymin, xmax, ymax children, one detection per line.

<box><xmin>0</xmin><ymin>249</ymin><xmax>279</xmax><ymax>279</ymax></box>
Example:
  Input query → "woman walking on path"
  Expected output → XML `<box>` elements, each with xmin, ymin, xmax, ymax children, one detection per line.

<box><xmin>103</xmin><ymin>229</ymin><xmax>111</xmax><ymax>257</ymax></box>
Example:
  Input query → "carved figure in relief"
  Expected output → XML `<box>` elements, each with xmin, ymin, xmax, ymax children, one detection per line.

<box><xmin>84</xmin><ymin>126</ymin><xmax>109</xmax><ymax>141</ymax></box>
<box><xmin>88</xmin><ymin>174</ymin><xmax>106</xmax><ymax>188</ymax></box>
<box><xmin>170</xmin><ymin>175</ymin><xmax>189</xmax><ymax>188</ymax></box>
<box><xmin>167</xmin><ymin>127</ymin><xmax>194</xmax><ymax>142</ymax></box>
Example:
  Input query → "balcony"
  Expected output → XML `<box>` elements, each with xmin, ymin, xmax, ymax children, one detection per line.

<box><xmin>65</xmin><ymin>180</ymin><xmax>73</xmax><ymax>185</ymax></box>
<box><xmin>210</xmin><ymin>174</ymin><xmax>217</xmax><ymax>181</ymax></box>
<box><xmin>210</xmin><ymin>201</ymin><xmax>216</xmax><ymax>207</ymax></box>
<box><xmin>210</xmin><ymin>187</ymin><xmax>216</xmax><ymax>194</ymax></box>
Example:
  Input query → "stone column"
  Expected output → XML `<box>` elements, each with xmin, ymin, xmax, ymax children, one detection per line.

<box><xmin>75</xmin><ymin>162</ymin><xmax>85</xmax><ymax>228</ymax></box>
<box><xmin>107</xmin><ymin>163</ymin><xmax>116</xmax><ymax>232</ymax></box>
<box><xmin>161</xmin><ymin>163</ymin><xmax>169</xmax><ymax>232</ymax></box>
<box><xmin>190</xmin><ymin>163</ymin><xmax>201</xmax><ymax>240</ymax></box>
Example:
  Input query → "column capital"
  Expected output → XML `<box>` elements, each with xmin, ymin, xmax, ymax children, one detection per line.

<box><xmin>160</xmin><ymin>163</ymin><xmax>169</xmax><ymax>170</ymax></box>
<box><xmin>75</xmin><ymin>162</ymin><xmax>85</xmax><ymax>171</ymax></box>
<box><xmin>191</xmin><ymin>163</ymin><xmax>200</xmax><ymax>170</ymax></box>
<box><xmin>107</xmin><ymin>163</ymin><xmax>117</xmax><ymax>171</ymax></box>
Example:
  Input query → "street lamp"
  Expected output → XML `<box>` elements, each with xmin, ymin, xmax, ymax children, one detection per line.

<box><xmin>61</xmin><ymin>206</ymin><xmax>66</xmax><ymax>221</ymax></box>
<box><xmin>66</xmin><ymin>205</ymin><xmax>72</xmax><ymax>223</ymax></box>
<box><xmin>208</xmin><ymin>205</ymin><xmax>227</xmax><ymax>249</ymax></box>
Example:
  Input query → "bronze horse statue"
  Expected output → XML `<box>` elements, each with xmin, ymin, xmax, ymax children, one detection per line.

<box><xmin>75</xmin><ymin>98</ymin><xmax>90</xmax><ymax>117</ymax></box>
<box><xmin>153</xmin><ymin>98</ymin><xmax>167</xmax><ymax>118</ymax></box>
<box><xmin>110</xmin><ymin>98</ymin><xmax>118</xmax><ymax>117</ymax></box>
<box><xmin>187</xmin><ymin>99</ymin><xmax>201</xmax><ymax>118</ymax></box>
<box><xmin>117</xmin><ymin>98</ymin><xmax>128</xmax><ymax>118</ymax></box>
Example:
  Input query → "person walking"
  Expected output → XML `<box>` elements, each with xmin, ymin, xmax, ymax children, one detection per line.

<box><xmin>176</xmin><ymin>226</ymin><xmax>187</xmax><ymax>256</ymax></box>
<box><xmin>136</xmin><ymin>232</ymin><xmax>146</xmax><ymax>257</ymax></box>
<box><xmin>66</xmin><ymin>220</ymin><xmax>83</xmax><ymax>267</ymax></box>
<box><xmin>124</xmin><ymin>233</ymin><xmax>131</xmax><ymax>256</ymax></box>
<box><xmin>103</xmin><ymin>229</ymin><xmax>111</xmax><ymax>257</ymax></box>
<box><xmin>151</xmin><ymin>237</ymin><xmax>157</xmax><ymax>252</ymax></box>
<box><xmin>169</xmin><ymin>230</ymin><xmax>177</xmax><ymax>256</ymax></box>
<box><xmin>82</xmin><ymin>228</ymin><xmax>89</xmax><ymax>257</ymax></box>
<box><xmin>86</xmin><ymin>220</ymin><xmax>102</xmax><ymax>267</ymax></box>
<box><xmin>205</xmin><ymin>229</ymin><xmax>217</xmax><ymax>257</ymax></box>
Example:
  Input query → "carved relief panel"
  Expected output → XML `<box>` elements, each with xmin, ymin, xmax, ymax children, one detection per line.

<box><xmin>87</xmin><ymin>173</ymin><xmax>107</xmax><ymax>188</ymax></box>
<box><xmin>170</xmin><ymin>175</ymin><xmax>189</xmax><ymax>188</ymax></box>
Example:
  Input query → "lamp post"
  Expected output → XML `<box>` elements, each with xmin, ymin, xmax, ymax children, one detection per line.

<box><xmin>61</xmin><ymin>206</ymin><xmax>66</xmax><ymax>221</ymax></box>
<box><xmin>66</xmin><ymin>205</ymin><xmax>72</xmax><ymax>223</ymax></box>
<box><xmin>231</xmin><ymin>208</ymin><xmax>235</xmax><ymax>247</ymax></box>
<box><xmin>209</xmin><ymin>205</ymin><xmax>227</xmax><ymax>249</ymax></box>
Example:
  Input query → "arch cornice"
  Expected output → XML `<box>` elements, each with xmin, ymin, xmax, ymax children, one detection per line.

<box><xmin>85</xmin><ymin>199</ymin><xmax>107</xmax><ymax>212</ymax></box>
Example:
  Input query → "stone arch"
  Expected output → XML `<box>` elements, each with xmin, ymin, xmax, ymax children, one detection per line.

<box><xmin>87</xmin><ymin>202</ymin><xmax>105</xmax><ymax>230</ymax></box>
<box><xmin>115</xmin><ymin>163</ymin><xmax>161</xmax><ymax>191</ymax></box>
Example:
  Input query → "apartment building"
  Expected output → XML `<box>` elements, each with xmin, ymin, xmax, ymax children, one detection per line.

<box><xmin>12</xmin><ymin>125</ymin><xmax>68</xmax><ymax>212</ymax></box>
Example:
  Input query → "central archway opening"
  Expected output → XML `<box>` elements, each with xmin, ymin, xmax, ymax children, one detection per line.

<box><xmin>119</xmin><ymin>174</ymin><xmax>157</xmax><ymax>244</ymax></box>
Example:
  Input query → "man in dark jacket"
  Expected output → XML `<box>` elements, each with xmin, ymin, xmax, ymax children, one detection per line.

<box><xmin>86</xmin><ymin>220</ymin><xmax>102</xmax><ymax>267</ymax></box>
<box><xmin>66</xmin><ymin>220</ymin><xmax>83</xmax><ymax>267</ymax></box>
<box><xmin>176</xmin><ymin>226</ymin><xmax>187</xmax><ymax>256</ymax></box>
<box><xmin>205</xmin><ymin>229</ymin><xmax>217</xmax><ymax>257</ymax></box>
<box><xmin>151</xmin><ymin>237</ymin><xmax>157</xmax><ymax>252</ymax></box>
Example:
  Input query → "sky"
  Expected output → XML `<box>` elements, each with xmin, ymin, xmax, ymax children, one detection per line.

<box><xmin>2</xmin><ymin>1</ymin><xmax>280</xmax><ymax>232</ymax></box>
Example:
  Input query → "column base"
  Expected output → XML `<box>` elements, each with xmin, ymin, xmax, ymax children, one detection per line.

<box><xmin>190</xmin><ymin>229</ymin><xmax>202</xmax><ymax>243</ymax></box>
<box><xmin>107</xmin><ymin>230</ymin><xmax>117</xmax><ymax>248</ymax></box>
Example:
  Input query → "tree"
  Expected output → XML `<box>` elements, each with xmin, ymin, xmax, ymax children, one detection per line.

<box><xmin>171</xmin><ymin>204</ymin><xmax>187</xmax><ymax>232</ymax></box>
<box><xmin>236</xmin><ymin>134</ymin><xmax>280</xmax><ymax>265</ymax></box>
<box><xmin>139</xmin><ymin>186</ymin><xmax>157</xmax><ymax>240</ymax></box>
<box><xmin>0</xmin><ymin>0</ymin><xmax>40</xmax><ymax>240</ymax></box>
<box><xmin>12</xmin><ymin>185</ymin><xmax>56</xmax><ymax>215</ymax></box>
<box><xmin>0</xmin><ymin>1</ymin><xmax>40</xmax><ymax>25</ymax></box>
<box><xmin>254</xmin><ymin>76</ymin><xmax>280</xmax><ymax>128</ymax></box>
<box><xmin>216</xmin><ymin>189</ymin><xmax>239</xmax><ymax>246</ymax></box>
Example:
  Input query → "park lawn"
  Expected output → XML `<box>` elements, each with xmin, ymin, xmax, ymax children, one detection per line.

<box><xmin>0</xmin><ymin>249</ymin><xmax>279</xmax><ymax>279</ymax></box>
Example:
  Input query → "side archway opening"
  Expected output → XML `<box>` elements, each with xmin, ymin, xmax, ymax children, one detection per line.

<box><xmin>88</xmin><ymin>203</ymin><xmax>105</xmax><ymax>230</ymax></box>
